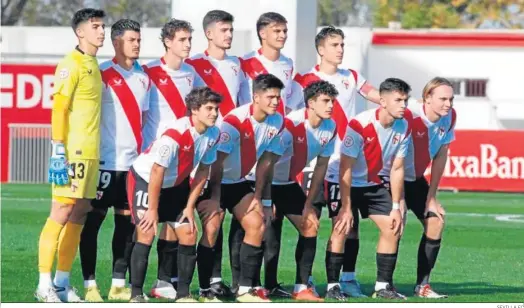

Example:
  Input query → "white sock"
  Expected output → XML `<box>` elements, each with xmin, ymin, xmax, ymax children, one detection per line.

<box><xmin>210</xmin><ymin>277</ymin><xmax>222</xmax><ymax>284</ymax></box>
<box><xmin>327</xmin><ymin>283</ymin><xmax>339</xmax><ymax>291</ymax></box>
<box><xmin>39</xmin><ymin>273</ymin><xmax>53</xmax><ymax>289</ymax></box>
<box><xmin>84</xmin><ymin>280</ymin><xmax>97</xmax><ymax>288</ymax></box>
<box><xmin>375</xmin><ymin>281</ymin><xmax>389</xmax><ymax>291</ymax></box>
<box><xmin>171</xmin><ymin>277</ymin><xmax>178</xmax><ymax>283</ymax></box>
<box><xmin>238</xmin><ymin>286</ymin><xmax>251</xmax><ymax>295</ymax></box>
<box><xmin>294</xmin><ymin>284</ymin><xmax>308</xmax><ymax>293</ymax></box>
<box><xmin>53</xmin><ymin>270</ymin><xmax>70</xmax><ymax>288</ymax></box>
<box><xmin>112</xmin><ymin>278</ymin><xmax>126</xmax><ymax>287</ymax></box>
<box><xmin>341</xmin><ymin>272</ymin><xmax>356</xmax><ymax>282</ymax></box>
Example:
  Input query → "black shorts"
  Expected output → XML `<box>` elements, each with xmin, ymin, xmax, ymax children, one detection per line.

<box><xmin>326</xmin><ymin>181</ymin><xmax>393</xmax><ymax>226</ymax></box>
<box><xmin>299</xmin><ymin>170</ymin><xmax>326</xmax><ymax>216</ymax></box>
<box><xmin>272</xmin><ymin>182</ymin><xmax>307</xmax><ymax>216</ymax></box>
<box><xmin>126</xmin><ymin>168</ymin><xmax>190</xmax><ymax>225</ymax></box>
<box><xmin>91</xmin><ymin>170</ymin><xmax>128</xmax><ymax>210</ymax></box>
<box><xmin>405</xmin><ymin>177</ymin><xmax>436</xmax><ymax>220</ymax></box>
<box><xmin>198</xmin><ymin>181</ymin><xmax>255</xmax><ymax>213</ymax></box>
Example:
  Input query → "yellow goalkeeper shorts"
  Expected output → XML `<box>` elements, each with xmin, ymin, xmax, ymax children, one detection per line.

<box><xmin>52</xmin><ymin>159</ymin><xmax>99</xmax><ymax>203</ymax></box>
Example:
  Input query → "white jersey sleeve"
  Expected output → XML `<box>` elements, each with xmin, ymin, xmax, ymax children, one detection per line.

<box><xmin>340</xmin><ymin>126</ymin><xmax>363</xmax><ymax>159</ymax></box>
<box><xmin>352</xmin><ymin>69</ymin><xmax>369</xmax><ymax>97</ymax></box>
<box><xmin>237</xmin><ymin>70</ymin><xmax>252</xmax><ymax>105</ymax></box>
<box><xmin>217</xmin><ymin>121</ymin><xmax>240</xmax><ymax>154</ymax></box>
<box><xmin>396</xmin><ymin>134</ymin><xmax>410</xmax><ymax>158</ymax></box>
<box><xmin>152</xmin><ymin>136</ymin><xmax>178</xmax><ymax>168</ymax></box>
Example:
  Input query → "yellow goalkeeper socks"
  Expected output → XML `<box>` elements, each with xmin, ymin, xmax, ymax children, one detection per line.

<box><xmin>38</xmin><ymin>218</ymin><xmax>64</xmax><ymax>274</ymax></box>
<box><xmin>56</xmin><ymin>221</ymin><xmax>84</xmax><ymax>273</ymax></box>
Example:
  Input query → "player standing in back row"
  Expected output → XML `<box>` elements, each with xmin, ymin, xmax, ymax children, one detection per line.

<box><xmin>334</xmin><ymin>78</ymin><xmax>412</xmax><ymax>300</ymax></box>
<box><xmin>79</xmin><ymin>19</ymin><xmax>150</xmax><ymax>302</ymax></box>
<box><xmin>400</xmin><ymin>77</ymin><xmax>456</xmax><ymax>298</ymax></box>
<box><xmin>36</xmin><ymin>8</ymin><xmax>105</xmax><ymax>303</ymax></box>
<box><xmin>185</xmin><ymin>9</ymin><xmax>251</xmax><ymax>298</ymax></box>
<box><xmin>290</xmin><ymin>26</ymin><xmax>380</xmax><ymax>297</ymax></box>
<box><xmin>142</xmin><ymin>19</ymin><xmax>205</xmax><ymax>300</ymax></box>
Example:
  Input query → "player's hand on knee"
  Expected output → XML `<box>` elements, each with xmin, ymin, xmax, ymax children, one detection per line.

<box><xmin>390</xmin><ymin>209</ymin><xmax>402</xmax><ymax>236</ymax></box>
<box><xmin>48</xmin><ymin>142</ymin><xmax>69</xmax><ymax>185</ymax></box>
<box><xmin>425</xmin><ymin>197</ymin><xmax>446</xmax><ymax>223</ymax></box>
<box><xmin>302</xmin><ymin>202</ymin><xmax>320</xmax><ymax>231</ymax></box>
<box><xmin>180</xmin><ymin>206</ymin><xmax>197</xmax><ymax>234</ymax></box>
<box><xmin>139</xmin><ymin>209</ymin><xmax>158</xmax><ymax>235</ymax></box>
<box><xmin>335</xmin><ymin>206</ymin><xmax>353</xmax><ymax>235</ymax></box>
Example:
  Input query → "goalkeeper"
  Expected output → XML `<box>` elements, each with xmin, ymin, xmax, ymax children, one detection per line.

<box><xmin>35</xmin><ymin>8</ymin><xmax>105</xmax><ymax>303</ymax></box>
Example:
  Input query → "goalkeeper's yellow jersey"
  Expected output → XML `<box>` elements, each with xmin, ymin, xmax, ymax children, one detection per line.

<box><xmin>53</xmin><ymin>47</ymin><xmax>102</xmax><ymax>159</ymax></box>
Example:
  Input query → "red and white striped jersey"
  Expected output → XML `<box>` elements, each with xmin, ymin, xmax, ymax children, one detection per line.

<box><xmin>133</xmin><ymin>116</ymin><xmax>220</xmax><ymax>188</ymax></box>
<box><xmin>338</xmin><ymin>108</ymin><xmax>411</xmax><ymax>187</ymax></box>
<box><xmin>186</xmin><ymin>52</ymin><xmax>251</xmax><ymax>119</ymax></box>
<box><xmin>290</xmin><ymin>66</ymin><xmax>370</xmax><ymax>182</ymax></box>
<box><xmin>99</xmin><ymin>59</ymin><xmax>150</xmax><ymax>171</ymax></box>
<box><xmin>142</xmin><ymin>58</ymin><xmax>206</xmax><ymax>150</ymax></box>
<box><xmin>240</xmin><ymin>49</ymin><xmax>298</xmax><ymax>114</ymax></box>
<box><xmin>403</xmin><ymin>102</ymin><xmax>456</xmax><ymax>181</ymax></box>
<box><xmin>218</xmin><ymin>103</ymin><xmax>285</xmax><ymax>184</ymax></box>
<box><xmin>267</xmin><ymin>108</ymin><xmax>337</xmax><ymax>184</ymax></box>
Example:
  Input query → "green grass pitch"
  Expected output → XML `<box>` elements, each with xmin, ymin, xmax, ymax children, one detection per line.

<box><xmin>2</xmin><ymin>184</ymin><xmax>524</xmax><ymax>302</ymax></box>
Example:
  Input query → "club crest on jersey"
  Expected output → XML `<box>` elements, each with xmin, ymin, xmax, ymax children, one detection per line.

<box><xmin>438</xmin><ymin>127</ymin><xmax>445</xmax><ymax>137</ymax></box>
<box><xmin>231</xmin><ymin>65</ymin><xmax>239</xmax><ymax>76</ymax></box>
<box><xmin>220</xmin><ymin>132</ymin><xmax>231</xmax><ymax>143</ymax></box>
<box><xmin>267</xmin><ymin>128</ymin><xmax>278</xmax><ymax>139</ymax></box>
<box><xmin>139</xmin><ymin>77</ymin><xmax>148</xmax><ymax>89</ymax></box>
<box><xmin>204</xmin><ymin>69</ymin><xmax>213</xmax><ymax>76</ymax></box>
<box><xmin>330</xmin><ymin>201</ymin><xmax>338</xmax><ymax>212</ymax></box>
<box><xmin>284</xmin><ymin>69</ymin><xmax>292</xmax><ymax>80</ymax></box>
<box><xmin>159</xmin><ymin>78</ymin><xmax>168</xmax><ymax>85</ymax></box>
<box><xmin>342</xmin><ymin>79</ymin><xmax>350</xmax><ymax>89</ymax></box>
<box><xmin>392</xmin><ymin>134</ymin><xmax>401</xmax><ymax>144</ymax></box>
<box><xmin>344</xmin><ymin>135</ymin><xmax>354</xmax><ymax>147</ymax></box>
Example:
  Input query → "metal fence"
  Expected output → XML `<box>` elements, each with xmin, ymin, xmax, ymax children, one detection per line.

<box><xmin>8</xmin><ymin>124</ymin><xmax>51</xmax><ymax>183</ymax></box>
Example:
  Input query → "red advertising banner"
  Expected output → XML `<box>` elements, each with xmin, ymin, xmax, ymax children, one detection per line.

<box><xmin>1</xmin><ymin>64</ymin><xmax>56</xmax><ymax>182</ymax></box>
<box><xmin>431</xmin><ymin>130</ymin><xmax>524</xmax><ymax>193</ymax></box>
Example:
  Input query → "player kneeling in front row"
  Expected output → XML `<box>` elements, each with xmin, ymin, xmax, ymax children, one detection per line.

<box><xmin>398</xmin><ymin>77</ymin><xmax>456</xmax><ymax>298</ymax></box>
<box><xmin>126</xmin><ymin>87</ymin><xmax>221</xmax><ymax>302</ymax></box>
<box><xmin>334</xmin><ymin>78</ymin><xmax>412</xmax><ymax>300</ymax></box>
<box><xmin>256</xmin><ymin>80</ymin><xmax>338</xmax><ymax>301</ymax></box>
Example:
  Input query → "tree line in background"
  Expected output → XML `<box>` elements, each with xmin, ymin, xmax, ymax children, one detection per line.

<box><xmin>2</xmin><ymin>0</ymin><xmax>524</xmax><ymax>28</ymax></box>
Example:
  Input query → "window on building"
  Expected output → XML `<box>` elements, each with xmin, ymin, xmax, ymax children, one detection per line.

<box><xmin>446</xmin><ymin>78</ymin><xmax>488</xmax><ymax>98</ymax></box>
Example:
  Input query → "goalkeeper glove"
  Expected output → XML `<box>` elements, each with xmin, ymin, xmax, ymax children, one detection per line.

<box><xmin>48</xmin><ymin>141</ymin><xmax>69</xmax><ymax>185</ymax></box>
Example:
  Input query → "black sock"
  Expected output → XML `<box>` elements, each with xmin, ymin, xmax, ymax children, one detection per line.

<box><xmin>112</xmin><ymin>214</ymin><xmax>135</xmax><ymax>279</ymax></box>
<box><xmin>376</xmin><ymin>252</ymin><xmax>398</xmax><ymax>285</ymax></box>
<box><xmin>156</xmin><ymin>239</ymin><xmax>178</xmax><ymax>283</ymax></box>
<box><xmin>264</xmin><ymin>217</ymin><xmax>282</xmax><ymax>289</ymax></box>
<box><xmin>211</xmin><ymin>226</ymin><xmax>223</xmax><ymax>280</ymax></box>
<box><xmin>295</xmin><ymin>236</ymin><xmax>317</xmax><ymax>285</ymax></box>
<box><xmin>177</xmin><ymin>244</ymin><xmax>197</xmax><ymax>298</ymax></box>
<box><xmin>239</xmin><ymin>242</ymin><xmax>263</xmax><ymax>287</ymax></box>
<box><xmin>228</xmin><ymin>218</ymin><xmax>244</xmax><ymax>289</ymax></box>
<box><xmin>80</xmin><ymin>210</ymin><xmax>106</xmax><ymax>281</ymax></box>
<box><xmin>325</xmin><ymin>251</ymin><xmax>344</xmax><ymax>284</ymax></box>
<box><xmin>417</xmin><ymin>235</ymin><xmax>441</xmax><ymax>285</ymax></box>
<box><xmin>197</xmin><ymin>244</ymin><xmax>214</xmax><ymax>289</ymax></box>
<box><xmin>130</xmin><ymin>242</ymin><xmax>152</xmax><ymax>298</ymax></box>
<box><xmin>342</xmin><ymin>239</ymin><xmax>359</xmax><ymax>275</ymax></box>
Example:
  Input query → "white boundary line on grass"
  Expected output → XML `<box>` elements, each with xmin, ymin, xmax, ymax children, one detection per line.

<box><xmin>3</xmin><ymin>197</ymin><xmax>524</xmax><ymax>223</ymax></box>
